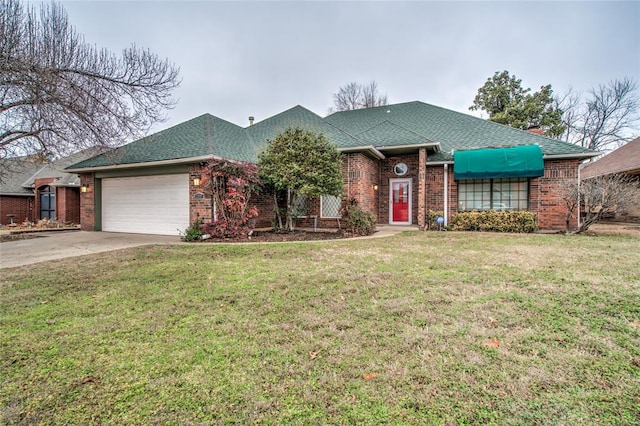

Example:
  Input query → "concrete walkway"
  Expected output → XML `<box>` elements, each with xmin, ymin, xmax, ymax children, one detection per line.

<box><xmin>0</xmin><ymin>226</ymin><xmax>420</xmax><ymax>269</ymax></box>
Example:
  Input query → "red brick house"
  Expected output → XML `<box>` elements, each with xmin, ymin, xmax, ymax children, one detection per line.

<box><xmin>581</xmin><ymin>137</ymin><xmax>640</xmax><ymax>222</ymax></box>
<box><xmin>67</xmin><ymin>101</ymin><xmax>597</xmax><ymax>235</ymax></box>
<box><xmin>0</xmin><ymin>149</ymin><xmax>100</xmax><ymax>226</ymax></box>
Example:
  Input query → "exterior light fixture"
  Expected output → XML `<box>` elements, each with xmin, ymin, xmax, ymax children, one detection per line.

<box><xmin>81</xmin><ymin>184</ymin><xmax>90</xmax><ymax>193</ymax></box>
<box><xmin>193</xmin><ymin>177</ymin><xmax>201</xmax><ymax>186</ymax></box>
<box><xmin>373</xmin><ymin>184</ymin><xmax>379</xmax><ymax>191</ymax></box>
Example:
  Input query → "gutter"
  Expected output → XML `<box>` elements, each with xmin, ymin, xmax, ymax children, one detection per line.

<box><xmin>338</xmin><ymin>145</ymin><xmax>385</xmax><ymax>160</ymax></box>
<box><xmin>543</xmin><ymin>152</ymin><xmax>600</xmax><ymax>160</ymax></box>
<box><xmin>376</xmin><ymin>142</ymin><xmax>441</xmax><ymax>151</ymax></box>
<box><xmin>65</xmin><ymin>154</ymin><xmax>217</xmax><ymax>173</ymax></box>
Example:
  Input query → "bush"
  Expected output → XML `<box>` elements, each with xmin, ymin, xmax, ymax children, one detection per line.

<box><xmin>425</xmin><ymin>209</ymin><xmax>445</xmax><ymax>230</ymax></box>
<box><xmin>181</xmin><ymin>219</ymin><xmax>205</xmax><ymax>242</ymax></box>
<box><xmin>341</xmin><ymin>198</ymin><xmax>376</xmax><ymax>236</ymax></box>
<box><xmin>449</xmin><ymin>210</ymin><xmax>537</xmax><ymax>233</ymax></box>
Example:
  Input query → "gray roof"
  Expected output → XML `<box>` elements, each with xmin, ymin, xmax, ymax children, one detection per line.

<box><xmin>0</xmin><ymin>158</ymin><xmax>43</xmax><ymax>196</ymax></box>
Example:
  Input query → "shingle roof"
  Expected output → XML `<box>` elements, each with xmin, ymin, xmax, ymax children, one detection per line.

<box><xmin>247</xmin><ymin>105</ymin><xmax>363</xmax><ymax>150</ymax></box>
<box><xmin>68</xmin><ymin>114</ymin><xmax>254</xmax><ymax>169</ymax></box>
<box><xmin>0</xmin><ymin>158</ymin><xmax>43</xmax><ymax>196</ymax></box>
<box><xmin>68</xmin><ymin>100</ymin><xmax>596</xmax><ymax>170</ymax></box>
<box><xmin>27</xmin><ymin>148</ymin><xmax>104</xmax><ymax>187</ymax></box>
<box><xmin>325</xmin><ymin>101</ymin><xmax>595</xmax><ymax>161</ymax></box>
<box><xmin>581</xmin><ymin>137</ymin><xmax>640</xmax><ymax>179</ymax></box>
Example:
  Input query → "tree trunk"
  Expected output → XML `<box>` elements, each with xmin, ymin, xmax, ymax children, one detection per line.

<box><xmin>273</xmin><ymin>191</ymin><xmax>282</xmax><ymax>229</ymax></box>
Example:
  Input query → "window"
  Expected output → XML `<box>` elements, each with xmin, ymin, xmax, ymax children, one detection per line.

<box><xmin>394</xmin><ymin>163</ymin><xmax>408</xmax><ymax>176</ymax></box>
<box><xmin>39</xmin><ymin>185</ymin><xmax>56</xmax><ymax>219</ymax></box>
<box><xmin>292</xmin><ymin>195</ymin><xmax>308</xmax><ymax>217</ymax></box>
<box><xmin>458</xmin><ymin>178</ymin><xmax>529</xmax><ymax>211</ymax></box>
<box><xmin>321</xmin><ymin>195</ymin><xmax>341</xmax><ymax>218</ymax></box>
<box><xmin>321</xmin><ymin>195</ymin><xmax>342</xmax><ymax>218</ymax></box>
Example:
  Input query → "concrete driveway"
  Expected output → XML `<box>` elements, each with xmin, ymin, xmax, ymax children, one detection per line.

<box><xmin>0</xmin><ymin>231</ymin><xmax>181</xmax><ymax>269</ymax></box>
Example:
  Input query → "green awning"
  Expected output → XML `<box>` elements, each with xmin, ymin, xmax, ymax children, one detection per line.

<box><xmin>453</xmin><ymin>145</ymin><xmax>544</xmax><ymax>180</ymax></box>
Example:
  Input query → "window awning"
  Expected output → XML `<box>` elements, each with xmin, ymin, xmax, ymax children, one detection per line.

<box><xmin>453</xmin><ymin>145</ymin><xmax>544</xmax><ymax>180</ymax></box>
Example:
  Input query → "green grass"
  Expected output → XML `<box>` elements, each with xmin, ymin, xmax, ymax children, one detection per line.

<box><xmin>1</xmin><ymin>231</ymin><xmax>639</xmax><ymax>425</ymax></box>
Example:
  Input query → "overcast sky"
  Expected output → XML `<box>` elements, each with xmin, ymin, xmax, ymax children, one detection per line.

<box><xmin>61</xmin><ymin>0</ymin><xmax>639</xmax><ymax>133</ymax></box>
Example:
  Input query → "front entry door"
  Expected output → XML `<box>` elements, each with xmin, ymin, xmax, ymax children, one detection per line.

<box><xmin>390</xmin><ymin>179</ymin><xmax>412</xmax><ymax>225</ymax></box>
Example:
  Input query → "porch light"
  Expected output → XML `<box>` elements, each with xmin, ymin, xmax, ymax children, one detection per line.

<box><xmin>193</xmin><ymin>177</ymin><xmax>201</xmax><ymax>186</ymax></box>
<box><xmin>81</xmin><ymin>183</ymin><xmax>90</xmax><ymax>193</ymax></box>
<box><xmin>373</xmin><ymin>184</ymin><xmax>379</xmax><ymax>191</ymax></box>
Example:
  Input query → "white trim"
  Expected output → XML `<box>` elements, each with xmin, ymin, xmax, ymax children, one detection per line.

<box><xmin>320</xmin><ymin>195</ymin><xmax>342</xmax><ymax>218</ymax></box>
<box><xmin>443</xmin><ymin>164</ymin><xmax>449</xmax><ymax>226</ymax></box>
<box><xmin>66</xmin><ymin>155</ymin><xmax>217</xmax><ymax>172</ymax></box>
<box><xmin>338</xmin><ymin>145</ymin><xmax>385</xmax><ymax>159</ymax></box>
<box><xmin>543</xmin><ymin>152</ymin><xmax>600</xmax><ymax>160</ymax></box>
<box><xmin>427</xmin><ymin>161</ymin><xmax>454</xmax><ymax>166</ymax></box>
<box><xmin>389</xmin><ymin>178</ymin><xmax>412</xmax><ymax>225</ymax></box>
<box><xmin>378</xmin><ymin>142</ymin><xmax>440</xmax><ymax>151</ymax></box>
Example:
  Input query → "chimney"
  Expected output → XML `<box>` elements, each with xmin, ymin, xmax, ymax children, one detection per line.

<box><xmin>527</xmin><ymin>125</ymin><xmax>544</xmax><ymax>135</ymax></box>
<box><xmin>248</xmin><ymin>116</ymin><xmax>254</xmax><ymax>126</ymax></box>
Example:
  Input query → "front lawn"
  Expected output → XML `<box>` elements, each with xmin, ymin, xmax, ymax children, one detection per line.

<box><xmin>1</xmin><ymin>232</ymin><xmax>639</xmax><ymax>425</ymax></box>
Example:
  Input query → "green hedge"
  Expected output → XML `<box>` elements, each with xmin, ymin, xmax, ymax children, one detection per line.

<box><xmin>449</xmin><ymin>210</ymin><xmax>538</xmax><ymax>233</ymax></box>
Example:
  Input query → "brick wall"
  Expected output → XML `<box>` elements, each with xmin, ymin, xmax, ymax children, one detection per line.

<box><xmin>79</xmin><ymin>173</ymin><xmax>95</xmax><ymax>231</ymax></box>
<box><xmin>423</xmin><ymin>160</ymin><xmax>579</xmax><ymax>231</ymax></box>
<box><xmin>533</xmin><ymin>159</ymin><xmax>580</xmax><ymax>230</ymax></box>
<box><xmin>55</xmin><ymin>186</ymin><xmax>80</xmax><ymax>224</ymax></box>
<box><xmin>189</xmin><ymin>165</ymin><xmax>213</xmax><ymax>224</ymax></box>
<box><xmin>343</xmin><ymin>153</ymin><xmax>379</xmax><ymax>220</ymax></box>
<box><xmin>0</xmin><ymin>196</ymin><xmax>33</xmax><ymax>225</ymax></box>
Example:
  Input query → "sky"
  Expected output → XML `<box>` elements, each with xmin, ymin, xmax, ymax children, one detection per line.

<box><xmin>61</xmin><ymin>0</ymin><xmax>640</xmax><ymax>133</ymax></box>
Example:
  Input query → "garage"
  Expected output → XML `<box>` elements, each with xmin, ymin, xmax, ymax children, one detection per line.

<box><xmin>102</xmin><ymin>174</ymin><xmax>189</xmax><ymax>236</ymax></box>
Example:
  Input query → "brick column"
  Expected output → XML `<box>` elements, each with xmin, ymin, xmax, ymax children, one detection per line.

<box><xmin>79</xmin><ymin>173</ymin><xmax>95</xmax><ymax>231</ymax></box>
<box><xmin>417</xmin><ymin>147</ymin><xmax>427</xmax><ymax>228</ymax></box>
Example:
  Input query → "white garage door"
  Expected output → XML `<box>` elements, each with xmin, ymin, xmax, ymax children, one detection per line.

<box><xmin>102</xmin><ymin>174</ymin><xmax>189</xmax><ymax>236</ymax></box>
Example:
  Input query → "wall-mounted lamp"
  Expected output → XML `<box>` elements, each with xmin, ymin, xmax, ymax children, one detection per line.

<box><xmin>373</xmin><ymin>184</ymin><xmax>379</xmax><ymax>191</ymax></box>
<box><xmin>193</xmin><ymin>177</ymin><xmax>201</xmax><ymax>186</ymax></box>
<box><xmin>81</xmin><ymin>183</ymin><xmax>90</xmax><ymax>193</ymax></box>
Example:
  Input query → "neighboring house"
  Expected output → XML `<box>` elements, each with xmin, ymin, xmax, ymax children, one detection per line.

<box><xmin>0</xmin><ymin>149</ymin><xmax>102</xmax><ymax>226</ymax></box>
<box><xmin>66</xmin><ymin>101</ymin><xmax>598</xmax><ymax>236</ymax></box>
<box><xmin>580</xmin><ymin>137</ymin><xmax>640</xmax><ymax>222</ymax></box>
<box><xmin>0</xmin><ymin>157</ymin><xmax>44</xmax><ymax>226</ymax></box>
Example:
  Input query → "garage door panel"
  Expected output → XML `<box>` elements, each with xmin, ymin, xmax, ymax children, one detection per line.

<box><xmin>102</xmin><ymin>174</ymin><xmax>189</xmax><ymax>236</ymax></box>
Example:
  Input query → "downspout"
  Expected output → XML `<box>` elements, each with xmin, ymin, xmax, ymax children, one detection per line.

<box><xmin>577</xmin><ymin>161</ymin><xmax>585</xmax><ymax>230</ymax></box>
<box><xmin>443</xmin><ymin>164</ymin><xmax>449</xmax><ymax>226</ymax></box>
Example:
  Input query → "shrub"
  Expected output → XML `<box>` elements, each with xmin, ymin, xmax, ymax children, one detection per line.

<box><xmin>425</xmin><ymin>210</ymin><xmax>445</xmax><ymax>230</ymax></box>
<box><xmin>341</xmin><ymin>198</ymin><xmax>376</xmax><ymax>236</ymax></box>
<box><xmin>449</xmin><ymin>210</ymin><xmax>537</xmax><ymax>233</ymax></box>
<box><xmin>181</xmin><ymin>219</ymin><xmax>205</xmax><ymax>242</ymax></box>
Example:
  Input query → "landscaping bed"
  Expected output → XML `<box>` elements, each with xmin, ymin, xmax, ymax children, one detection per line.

<box><xmin>205</xmin><ymin>229</ymin><xmax>348</xmax><ymax>243</ymax></box>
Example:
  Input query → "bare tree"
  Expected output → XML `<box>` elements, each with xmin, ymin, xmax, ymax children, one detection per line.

<box><xmin>0</xmin><ymin>0</ymin><xmax>181</xmax><ymax>158</ymax></box>
<box><xmin>330</xmin><ymin>80</ymin><xmax>388</xmax><ymax>112</ymax></box>
<box><xmin>557</xmin><ymin>78</ymin><xmax>640</xmax><ymax>152</ymax></box>
<box><xmin>559</xmin><ymin>174</ymin><xmax>640</xmax><ymax>233</ymax></box>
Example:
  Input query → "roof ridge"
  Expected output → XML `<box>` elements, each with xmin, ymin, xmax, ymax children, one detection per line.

<box><xmin>357</xmin><ymin>119</ymin><xmax>434</xmax><ymax>142</ymax></box>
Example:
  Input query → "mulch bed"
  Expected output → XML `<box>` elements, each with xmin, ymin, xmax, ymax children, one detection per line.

<box><xmin>204</xmin><ymin>230</ymin><xmax>349</xmax><ymax>243</ymax></box>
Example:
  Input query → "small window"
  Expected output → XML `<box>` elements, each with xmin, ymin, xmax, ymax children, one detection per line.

<box><xmin>394</xmin><ymin>163</ymin><xmax>408</xmax><ymax>176</ymax></box>
<box><xmin>321</xmin><ymin>195</ymin><xmax>342</xmax><ymax>218</ymax></box>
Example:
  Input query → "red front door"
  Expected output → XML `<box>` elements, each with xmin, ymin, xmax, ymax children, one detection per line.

<box><xmin>391</xmin><ymin>180</ymin><xmax>410</xmax><ymax>223</ymax></box>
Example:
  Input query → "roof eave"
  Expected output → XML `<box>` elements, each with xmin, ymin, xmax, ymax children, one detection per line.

<box><xmin>377</xmin><ymin>142</ymin><xmax>440</xmax><ymax>152</ymax></box>
<box><xmin>543</xmin><ymin>152</ymin><xmax>600</xmax><ymax>160</ymax></box>
<box><xmin>66</xmin><ymin>155</ymin><xmax>218</xmax><ymax>173</ymax></box>
<box><xmin>338</xmin><ymin>146</ymin><xmax>386</xmax><ymax>160</ymax></box>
